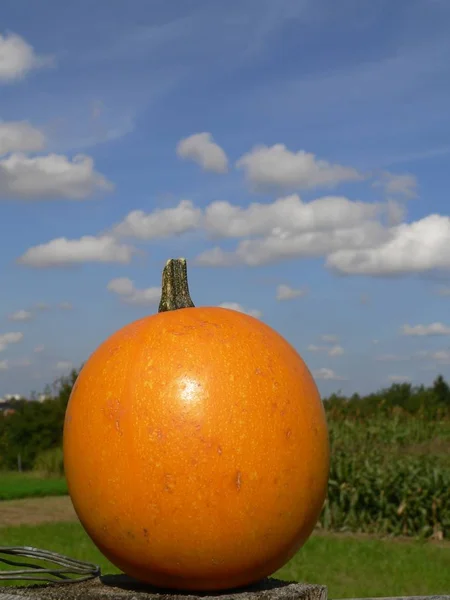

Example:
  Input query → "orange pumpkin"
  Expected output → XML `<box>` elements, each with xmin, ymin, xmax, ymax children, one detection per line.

<box><xmin>63</xmin><ymin>258</ymin><xmax>330</xmax><ymax>592</ymax></box>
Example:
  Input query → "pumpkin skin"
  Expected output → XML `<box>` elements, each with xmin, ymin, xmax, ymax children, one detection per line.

<box><xmin>63</xmin><ymin>304</ymin><xmax>329</xmax><ymax>591</ymax></box>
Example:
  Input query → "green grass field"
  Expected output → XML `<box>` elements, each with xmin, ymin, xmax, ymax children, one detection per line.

<box><xmin>0</xmin><ymin>521</ymin><xmax>449</xmax><ymax>598</ymax></box>
<box><xmin>0</xmin><ymin>471</ymin><xmax>68</xmax><ymax>500</ymax></box>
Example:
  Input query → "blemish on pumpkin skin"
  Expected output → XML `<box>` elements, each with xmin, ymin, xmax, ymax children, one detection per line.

<box><xmin>104</xmin><ymin>398</ymin><xmax>125</xmax><ymax>435</ymax></box>
<box><xmin>200</xmin><ymin>436</ymin><xmax>213</xmax><ymax>450</ymax></box>
<box><xmin>197</xmin><ymin>319</ymin><xmax>220</xmax><ymax>329</ymax></box>
<box><xmin>286</xmin><ymin>428</ymin><xmax>292</xmax><ymax>440</ymax></box>
<box><xmin>164</xmin><ymin>473</ymin><xmax>175</xmax><ymax>493</ymax></box>
<box><xmin>143</xmin><ymin>528</ymin><xmax>149</xmax><ymax>538</ymax></box>
<box><xmin>235</xmin><ymin>470</ymin><xmax>242</xmax><ymax>491</ymax></box>
<box><xmin>108</xmin><ymin>346</ymin><xmax>121</xmax><ymax>358</ymax></box>
<box><xmin>217</xmin><ymin>445</ymin><xmax>223</xmax><ymax>455</ymax></box>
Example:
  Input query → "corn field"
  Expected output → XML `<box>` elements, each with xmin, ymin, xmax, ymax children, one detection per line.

<box><xmin>318</xmin><ymin>414</ymin><xmax>450</xmax><ymax>539</ymax></box>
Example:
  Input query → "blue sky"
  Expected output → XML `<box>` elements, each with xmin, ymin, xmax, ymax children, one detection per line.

<box><xmin>1</xmin><ymin>0</ymin><xmax>450</xmax><ymax>399</ymax></box>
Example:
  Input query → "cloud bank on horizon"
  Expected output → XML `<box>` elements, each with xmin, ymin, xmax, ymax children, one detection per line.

<box><xmin>1</xmin><ymin>0</ymin><xmax>450</xmax><ymax>398</ymax></box>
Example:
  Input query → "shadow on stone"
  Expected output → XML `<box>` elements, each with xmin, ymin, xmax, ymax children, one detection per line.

<box><xmin>100</xmin><ymin>574</ymin><xmax>296</xmax><ymax>596</ymax></box>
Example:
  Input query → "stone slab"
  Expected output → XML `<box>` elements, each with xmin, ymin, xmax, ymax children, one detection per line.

<box><xmin>336</xmin><ymin>597</ymin><xmax>450</xmax><ymax>600</ymax></box>
<box><xmin>0</xmin><ymin>576</ymin><xmax>327</xmax><ymax>600</ymax></box>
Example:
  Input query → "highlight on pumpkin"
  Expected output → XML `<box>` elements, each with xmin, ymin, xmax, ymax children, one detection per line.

<box><xmin>63</xmin><ymin>256</ymin><xmax>330</xmax><ymax>592</ymax></box>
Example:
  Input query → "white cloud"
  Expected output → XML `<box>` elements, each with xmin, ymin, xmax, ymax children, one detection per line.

<box><xmin>56</xmin><ymin>361</ymin><xmax>72</xmax><ymax>371</ymax></box>
<box><xmin>0</xmin><ymin>121</ymin><xmax>46</xmax><ymax>155</ymax></box>
<box><xmin>0</xmin><ymin>153</ymin><xmax>113</xmax><ymax>200</ymax></box>
<box><xmin>34</xmin><ymin>345</ymin><xmax>45</xmax><ymax>353</ymax></box>
<box><xmin>388</xmin><ymin>374</ymin><xmax>411</xmax><ymax>383</ymax></box>
<box><xmin>0</xmin><ymin>332</ymin><xmax>24</xmax><ymax>352</ymax></box>
<box><xmin>0</xmin><ymin>32</ymin><xmax>53</xmax><ymax>83</ymax></box>
<box><xmin>107</xmin><ymin>277</ymin><xmax>134</xmax><ymax>296</ymax></box>
<box><xmin>385</xmin><ymin>199</ymin><xmax>407</xmax><ymax>226</ymax></box>
<box><xmin>195</xmin><ymin>246</ymin><xmax>234</xmax><ymax>267</ymax></box>
<box><xmin>402</xmin><ymin>322</ymin><xmax>450</xmax><ymax>336</ymax></box>
<box><xmin>146</xmin><ymin>193</ymin><xmax>450</xmax><ymax>279</ymax></box>
<box><xmin>204</xmin><ymin>195</ymin><xmax>380</xmax><ymax>238</ymax></box>
<box><xmin>321</xmin><ymin>334</ymin><xmax>339</xmax><ymax>343</ymax></box>
<box><xmin>176</xmin><ymin>132</ymin><xmax>228</xmax><ymax>173</ymax></box>
<box><xmin>418</xmin><ymin>349</ymin><xmax>450</xmax><ymax>364</ymax></box>
<box><xmin>218</xmin><ymin>302</ymin><xmax>262</xmax><ymax>318</ymax></box>
<box><xmin>107</xmin><ymin>277</ymin><xmax>160</xmax><ymax>306</ymax></box>
<box><xmin>313</xmin><ymin>368</ymin><xmax>346</xmax><ymax>381</ymax></box>
<box><xmin>276</xmin><ymin>284</ymin><xmax>306</xmax><ymax>301</ymax></box>
<box><xmin>196</xmin><ymin>197</ymin><xmax>450</xmax><ymax>274</ymax></box>
<box><xmin>18</xmin><ymin>235</ymin><xmax>135</xmax><ymax>267</ymax></box>
<box><xmin>112</xmin><ymin>200</ymin><xmax>202</xmax><ymax>240</ymax></box>
<box><xmin>329</xmin><ymin>345</ymin><xmax>344</xmax><ymax>356</ymax></box>
<box><xmin>8</xmin><ymin>309</ymin><xmax>33</xmax><ymax>322</ymax></box>
<box><xmin>35</xmin><ymin>303</ymin><xmax>49</xmax><ymax>311</ymax></box>
<box><xmin>196</xmin><ymin>221</ymin><xmax>387</xmax><ymax>267</ymax></box>
<box><xmin>431</xmin><ymin>350</ymin><xmax>450</xmax><ymax>363</ymax></box>
<box><xmin>0</xmin><ymin>360</ymin><xmax>8</xmax><ymax>370</ymax></box>
<box><xmin>307</xmin><ymin>344</ymin><xmax>344</xmax><ymax>357</ymax></box>
<box><xmin>326</xmin><ymin>214</ymin><xmax>450</xmax><ymax>276</ymax></box>
<box><xmin>373</xmin><ymin>171</ymin><xmax>418</xmax><ymax>198</ymax></box>
<box><xmin>236</xmin><ymin>144</ymin><xmax>363</xmax><ymax>190</ymax></box>
<box><xmin>307</xmin><ymin>344</ymin><xmax>321</xmax><ymax>352</ymax></box>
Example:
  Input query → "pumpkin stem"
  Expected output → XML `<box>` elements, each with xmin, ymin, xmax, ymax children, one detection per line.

<box><xmin>158</xmin><ymin>258</ymin><xmax>196</xmax><ymax>313</ymax></box>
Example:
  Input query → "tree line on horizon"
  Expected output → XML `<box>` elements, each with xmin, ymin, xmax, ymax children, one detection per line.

<box><xmin>0</xmin><ymin>367</ymin><xmax>449</xmax><ymax>472</ymax></box>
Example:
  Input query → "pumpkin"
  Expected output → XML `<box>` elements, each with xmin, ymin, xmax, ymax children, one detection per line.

<box><xmin>63</xmin><ymin>258</ymin><xmax>330</xmax><ymax>592</ymax></box>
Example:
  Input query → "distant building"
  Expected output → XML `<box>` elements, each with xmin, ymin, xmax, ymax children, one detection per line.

<box><xmin>0</xmin><ymin>401</ymin><xmax>16</xmax><ymax>416</ymax></box>
<box><xmin>0</xmin><ymin>393</ymin><xmax>21</xmax><ymax>415</ymax></box>
<box><xmin>0</xmin><ymin>392</ymin><xmax>50</xmax><ymax>415</ymax></box>
<box><xmin>1</xmin><ymin>407</ymin><xmax>16</xmax><ymax>416</ymax></box>
<box><xmin>0</xmin><ymin>393</ymin><xmax>21</xmax><ymax>402</ymax></box>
